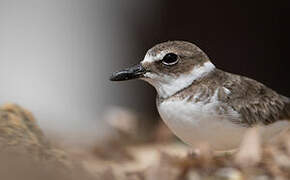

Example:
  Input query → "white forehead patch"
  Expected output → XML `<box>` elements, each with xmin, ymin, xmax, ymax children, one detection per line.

<box><xmin>142</xmin><ymin>61</ymin><xmax>216</xmax><ymax>98</ymax></box>
<box><xmin>141</xmin><ymin>50</ymin><xmax>169</xmax><ymax>63</ymax></box>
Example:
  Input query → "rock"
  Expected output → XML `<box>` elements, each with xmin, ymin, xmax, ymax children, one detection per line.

<box><xmin>0</xmin><ymin>104</ymin><xmax>68</xmax><ymax>163</ymax></box>
<box><xmin>0</xmin><ymin>104</ymin><xmax>95</xmax><ymax>180</ymax></box>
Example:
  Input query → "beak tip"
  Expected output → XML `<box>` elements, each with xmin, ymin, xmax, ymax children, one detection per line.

<box><xmin>110</xmin><ymin>64</ymin><xmax>146</xmax><ymax>82</ymax></box>
<box><xmin>109</xmin><ymin>73</ymin><xmax>119</xmax><ymax>81</ymax></box>
<box><xmin>110</xmin><ymin>72</ymin><xmax>128</xmax><ymax>81</ymax></box>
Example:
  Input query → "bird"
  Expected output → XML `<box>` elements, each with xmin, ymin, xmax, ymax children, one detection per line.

<box><xmin>110</xmin><ymin>41</ymin><xmax>290</xmax><ymax>150</ymax></box>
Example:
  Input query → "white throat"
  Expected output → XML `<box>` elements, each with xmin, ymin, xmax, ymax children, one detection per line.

<box><xmin>142</xmin><ymin>61</ymin><xmax>215</xmax><ymax>98</ymax></box>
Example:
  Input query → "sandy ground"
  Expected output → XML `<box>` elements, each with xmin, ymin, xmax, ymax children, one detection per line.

<box><xmin>1</xmin><ymin>104</ymin><xmax>290</xmax><ymax>180</ymax></box>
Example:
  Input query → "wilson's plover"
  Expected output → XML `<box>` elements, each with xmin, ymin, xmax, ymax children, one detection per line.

<box><xmin>110</xmin><ymin>41</ymin><xmax>290</xmax><ymax>150</ymax></box>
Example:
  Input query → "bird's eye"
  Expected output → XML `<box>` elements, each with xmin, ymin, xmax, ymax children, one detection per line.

<box><xmin>161</xmin><ymin>53</ymin><xmax>179</xmax><ymax>65</ymax></box>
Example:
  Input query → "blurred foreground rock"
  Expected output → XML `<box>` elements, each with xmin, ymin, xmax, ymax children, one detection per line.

<box><xmin>0</xmin><ymin>104</ymin><xmax>95</xmax><ymax>180</ymax></box>
<box><xmin>0</xmin><ymin>104</ymin><xmax>69</xmax><ymax>164</ymax></box>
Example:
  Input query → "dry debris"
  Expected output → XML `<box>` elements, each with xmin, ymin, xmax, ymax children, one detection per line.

<box><xmin>1</xmin><ymin>104</ymin><xmax>290</xmax><ymax>180</ymax></box>
<box><xmin>79</xmin><ymin>111</ymin><xmax>290</xmax><ymax>180</ymax></box>
<box><xmin>234</xmin><ymin>127</ymin><xmax>262</xmax><ymax>168</ymax></box>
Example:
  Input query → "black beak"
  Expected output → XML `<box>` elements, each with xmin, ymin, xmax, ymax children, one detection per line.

<box><xmin>110</xmin><ymin>64</ymin><xmax>147</xmax><ymax>81</ymax></box>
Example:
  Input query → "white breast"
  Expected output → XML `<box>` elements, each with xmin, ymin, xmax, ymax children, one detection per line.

<box><xmin>157</xmin><ymin>92</ymin><xmax>290</xmax><ymax>150</ymax></box>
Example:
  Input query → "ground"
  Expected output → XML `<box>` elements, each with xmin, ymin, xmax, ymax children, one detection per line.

<box><xmin>0</xmin><ymin>104</ymin><xmax>290</xmax><ymax>180</ymax></box>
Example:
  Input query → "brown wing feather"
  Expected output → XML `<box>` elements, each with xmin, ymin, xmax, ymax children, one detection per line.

<box><xmin>160</xmin><ymin>68</ymin><xmax>290</xmax><ymax>127</ymax></box>
<box><xmin>222</xmin><ymin>72</ymin><xmax>290</xmax><ymax>127</ymax></box>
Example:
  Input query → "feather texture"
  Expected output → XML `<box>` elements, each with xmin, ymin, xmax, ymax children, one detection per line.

<box><xmin>158</xmin><ymin>69</ymin><xmax>290</xmax><ymax>127</ymax></box>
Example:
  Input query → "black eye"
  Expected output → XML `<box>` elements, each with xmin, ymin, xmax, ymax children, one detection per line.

<box><xmin>162</xmin><ymin>53</ymin><xmax>179</xmax><ymax>65</ymax></box>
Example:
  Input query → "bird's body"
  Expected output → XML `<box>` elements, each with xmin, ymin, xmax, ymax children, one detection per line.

<box><xmin>156</xmin><ymin>67</ymin><xmax>290</xmax><ymax>150</ymax></box>
<box><xmin>110</xmin><ymin>41</ymin><xmax>290</xmax><ymax>150</ymax></box>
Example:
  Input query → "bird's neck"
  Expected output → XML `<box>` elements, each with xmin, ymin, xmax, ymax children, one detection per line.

<box><xmin>155</xmin><ymin>61</ymin><xmax>216</xmax><ymax>99</ymax></box>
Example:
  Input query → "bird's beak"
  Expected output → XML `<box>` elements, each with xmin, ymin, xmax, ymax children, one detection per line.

<box><xmin>110</xmin><ymin>63</ymin><xmax>147</xmax><ymax>81</ymax></box>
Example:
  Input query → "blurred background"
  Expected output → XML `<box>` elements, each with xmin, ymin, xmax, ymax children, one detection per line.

<box><xmin>0</xmin><ymin>0</ymin><xmax>288</xmax><ymax>145</ymax></box>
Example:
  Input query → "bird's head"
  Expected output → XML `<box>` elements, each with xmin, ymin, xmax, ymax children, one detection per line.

<box><xmin>110</xmin><ymin>41</ymin><xmax>215</xmax><ymax>98</ymax></box>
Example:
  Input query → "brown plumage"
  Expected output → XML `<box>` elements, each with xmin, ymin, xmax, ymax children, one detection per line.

<box><xmin>222</xmin><ymin>71</ymin><xmax>290</xmax><ymax>126</ymax></box>
<box><xmin>159</xmin><ymin>68</ymin><xmax>290</xmax><ymax>127</ymax></box>
<box><xmin>142</xmin><ymin>41</ymin><xmax>209</xmax><ymax>76</ymax></box>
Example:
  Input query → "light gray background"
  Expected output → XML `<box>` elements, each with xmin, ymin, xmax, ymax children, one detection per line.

<box><xmin>0</xmin><ymin>0</ymin><xmax>160</xmax><ymax>144</ymax></box>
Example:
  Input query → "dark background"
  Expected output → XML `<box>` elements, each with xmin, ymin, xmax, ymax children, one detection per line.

<box><xmin>114</xmin><ymin>1</ymin><xmax>289</xmax><ymax>118</ymax></box>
